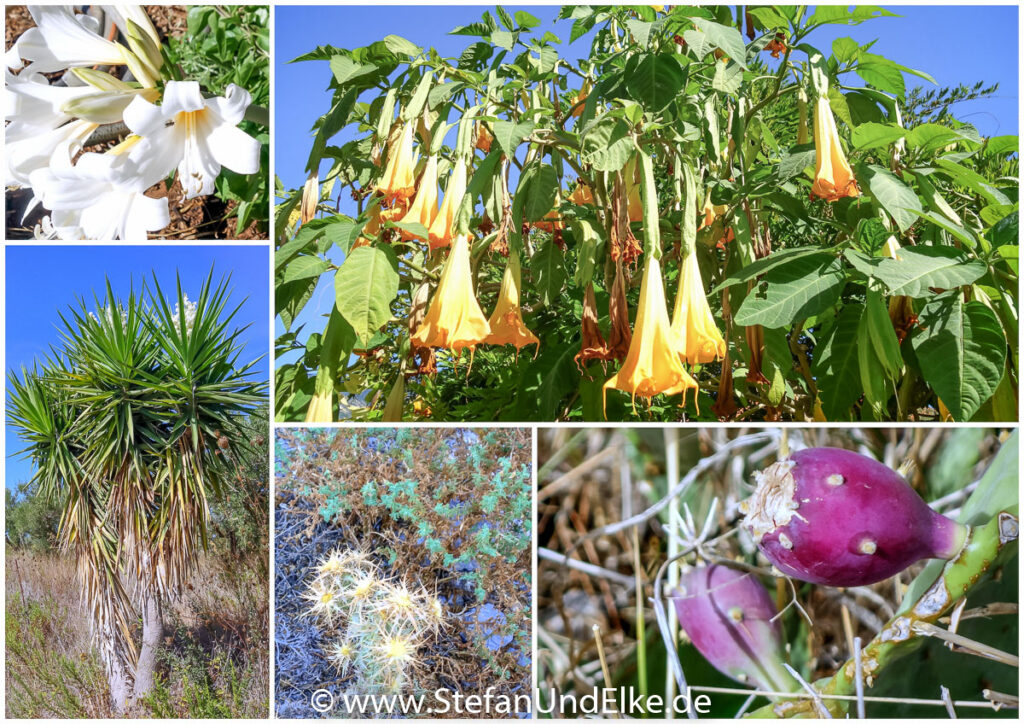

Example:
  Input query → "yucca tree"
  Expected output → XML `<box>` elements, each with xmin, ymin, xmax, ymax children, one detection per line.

<box><xmin>7</xmin><ymin>270</ymin><xmax>265</xmax><ymax>712</ymax></box>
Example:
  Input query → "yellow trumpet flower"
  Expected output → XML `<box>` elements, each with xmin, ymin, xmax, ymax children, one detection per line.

<box><xmin>374</xmin><ymin>122</ymin><xmax>418</xmax><ymax>202</ymax></box>
<box><xmin>671</xmin><ymin>250</ymin><xmax>727</xmax><ymax>365</ymax></box>
<box><xmin>604</xmin><ymin>255</ymin><xmax>698</xmax><ymax>414</ymax></box>
<box><xmin>569</xmin><ymin>182</ymin><xmax>594</xmax><ymax>206</ymax></box>
<box><xmin>810</xmin><ymin>96</ymin><xmax>860</xmax><ymax>202</ymax></box>
<box><xmin>485</xmin><ymin>253</ymin><xmax>539</xmax><ymax>354</ymax></box>
<box><xmin>412</xmin><ymin>233</ymin><xmax>490</xmax><ymax>356</ymax></box>
<box><xmin>427</xmin><ymin>160</ymin><xmax>467</xmax><ymax>250</ymax></box>
<box><xmin>398</xmin><ymin>155</ymin><xmax>439</xmax><ymax>241</ymax></box>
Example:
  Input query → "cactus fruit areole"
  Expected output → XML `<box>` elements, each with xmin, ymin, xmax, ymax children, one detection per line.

<box><xmin>672</xmin><ymin>565</ymin><xmax>793</xmax><ymax>694</ymax></box>
<box><xmin>741</xmin><ymin>447</ymin><xmax>969</xmax><ymax>586</ymax></box>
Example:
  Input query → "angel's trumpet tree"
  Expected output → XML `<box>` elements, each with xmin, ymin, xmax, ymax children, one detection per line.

<box><xmin>673</xmin><ymin>565</ymin><xmax>794</xmax><ymax>694</ymax></box>
<box><xmin>741</xmin><ymin>447</ymin><xmax>968</xmax><ymax>586</ymax></box>
<box><xmin>604</xmin><ymin>255</ymin><xmax>698</xmax><ymax>414</ymax></box>
<box><xmin>810</xmin><ymin>96</ymin><xmax>860</xmax><ymax>202</ymax></box>
<box><xmin>671</xmin><ymin>250</ymin><xmax>727</xmax><ymax>365</ymax></box>
<box><xmin>412</xmin><ymin>233</ymin><xmax>490</xmax><ymax>357</ymax></box>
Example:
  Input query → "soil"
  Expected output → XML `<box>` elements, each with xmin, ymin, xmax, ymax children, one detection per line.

<box><xmin>5</xmin><ymin>6</ymin><xmax>268</xmax><ymax>241</ymax></box>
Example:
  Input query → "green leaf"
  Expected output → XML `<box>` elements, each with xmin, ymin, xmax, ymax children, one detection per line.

<box><xmin>776</xmin><ymin>144</ymin><xmax>816</xmax><ymax>181</ymax></box>
<box><xmin>856</xmin><ymin>246</ymin><xmax>986</xmax><ymax>297</ymax></box>
<box><xmin>856</xmin><ymin>61</ymin><xmax>905</xmax><ymax>98</ymax></box>
<box><xmin>282</xmin><ymin>255</ymin><xmax>329</xmax><ymax>284</ymax></box>
<box><xmin>712</xmin><ymin>60</ymin><xmax>743</xmax><ymax>95</ymax></box>
<box><xmin>514</xmin><ymin>341</ymin><xmax>579</xmax><ymax>420</ymax></box>
<box><xmin>907</xmin><ymin>209</ymin><xmax>979</xmax><ymax>249</ymax></box>
<box><xmin>514</xmin><ymin>161</ymin><xmax>559</xmax><ymax>222</ymax></box>
<box><xmin>515</xmin><ymin>10</ymin><xmax>540</xmax><ymax>29</ymax></box>
<box><xmin>333</xmin><ymin>245</ymin><xmax>399</xmax><ymax>341</ymax></box>
<box><xmin>625</xmin><ymin>18</ymin><xmax>653</xmax><ymax>47</ymax></box>
<box><xmin>748</xmin><ymin>7</ymin><xmax>789</xmax><ymax>29</ymax></box>
<box><xmin>862</xmin><ymin>164</ymin><xmax>923</xmax><ymax>233</ymax></box>
<box><xmin>531</xmin><ymin>238</ymin><xmax>567</xmax><ymax>307</ymax></box>
<box><xmin>491</xmin><ymin>29</ymin><xmax>515</xmax><ymax>51</ymax></box>
<box><xmin>851</xmin><ymin>122</ymin><xmax>904</xmax><ymax>151</ymax></box>
<box><xmin>329</xmin><ymin>56</ymin><xmax>378</xmax><ymax>86</ymax></box>
<box><xmin>812</xmin><ymin>303</ymin><xmax>864</xmax><ymax>419</ymax></box>
<box><xmin>714</xmin><ymin>247</ymin><xmax>825</xmax><ymax>291</ymax></box>
<box><xmin>624</xmin><ymin>52</ymin><xmax>686</xmax><ymax>111</ymax></box>
<box><xmin>911</xmin><ymin>295</ymin><xmax>1007</xmax><ymax>421</ymax></box>
<box><xmin>580</xmin><ymin>118</ymin><xmax>634</xmax><ymax>173</ymax></box>
<box><xmin>735</xmin><ymin>254</ymin><xmax>847</xmax><ymax>328</ymax></box>
<box><xmin>491</xmin><ymin>120</ymin><xmax>535</xmax><ymax>157</ymax></box>
<box><xmin>934</xmin><ymin>158</ymin><xmax>1013</xmax><ymax>208</ymax></box>
<box><xmin>832</xmin><ymin>37</ymin><xmax>860</xmax><ymax>63</ymax></box>
<box><xmin>690</xmin><ymin>17</ymin><xmax>748</xmax><ymax>69</ymax></box>
<box><xmin>383</xmin><ymin>34</ymin><xmax>420</xmax><ymax>57</ymax></box>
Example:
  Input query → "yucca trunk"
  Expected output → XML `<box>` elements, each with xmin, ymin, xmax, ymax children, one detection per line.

<box><xmin>133</xmin><ymin>593</ymin><xmax>163</xmax><ymax>700</ymax></box>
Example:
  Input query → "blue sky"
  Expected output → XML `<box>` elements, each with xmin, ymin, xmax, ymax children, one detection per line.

<box><xmin>5</xmin><ymin>245</ymin><xmax>271</xmax><ymax>489</ymax></box>
<box><xmin>274</xmin><ymin>4</ymin><xmax>1019</xmax><ymax>364</ymax></box>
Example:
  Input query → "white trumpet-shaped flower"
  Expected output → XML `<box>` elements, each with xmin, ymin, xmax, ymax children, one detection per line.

<box><xmin>29</xmin><ymin>140</ymin><xmax>169</xmax><ymax>240</ymax></box>
<box><xmin>6</xmin><ymin>6</ymin><xmax>132</xmax><ymax>75</ymax></box>
<box><xmin>124</xmin><ymin>81</ymin><xmax>261</xmax><ymax>199</ymax></box>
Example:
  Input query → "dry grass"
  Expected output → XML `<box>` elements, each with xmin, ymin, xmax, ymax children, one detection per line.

<box><xmin>5</xmin><ymin>547</ymin><xmax>269</xmax><ymax>719</ymax></box>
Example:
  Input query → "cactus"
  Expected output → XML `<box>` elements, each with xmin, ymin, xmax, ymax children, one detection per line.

<box><xmin>673</xmin><ymin>565</ymin><xmax>794</xmax><ymax>694</ymax></box>
<box><xmin>302</xmin><ymin>548</ymin><xmax>444</xmax><ymax>695</ymax></box>
<box><xmin>747</xmin><ymin>509</ymin><xmax>1018</xmax><ymax>718</ymax></box>
<box><xmin>741</xmin><ymin>447</ymin><xmax>968</xmax><ymax>586</ymax></box>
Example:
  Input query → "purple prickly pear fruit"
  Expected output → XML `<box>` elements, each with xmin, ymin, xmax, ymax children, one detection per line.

<box><xmin>672</xmin><ymin>564</ymin><xmax>793</xmax><ymax>693</ymax></box>
<box><xmin>741</xmin><ymin>447</ymin><xmax>969</xmax><ymax>587</ymax></box>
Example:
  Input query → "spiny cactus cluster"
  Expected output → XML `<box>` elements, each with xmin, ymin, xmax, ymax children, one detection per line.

<box><xmin>301</xmin><ymin>548</ymin><xmax>445</xmax><ymax>694</ymax></box>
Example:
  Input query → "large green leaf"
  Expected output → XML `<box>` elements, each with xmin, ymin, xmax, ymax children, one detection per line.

<box><xmin>734</xmin><ymin>253</ymin><xmax>847</xmax><ymax>328</ymax></box>
<box><xmin>333</xmin><ymin>245</ymin><xmax>399</xmax><ymax>341</ymax></box>
<box><xmin>714</xmin><ymin>247</ymin><xmax>824</xmax><ymax>291</ymax></box>
<box><xmin>514</xmin><ymin>161</ymin><xmax>559</xmax><ymax>222</ymax></box>
<box><xmin>580</xmin><ymin>118</ymin><xmax>634</xmax><ymax>172</ymax></box>
<box><xmin>862</xmin><ymin>164</ymin><xmax>923</xmax><ymax>232</ymax></box>
<box><xmin>514</xmin><ymin>341</ymin><xmax>579</xmax><ymax>420</ymax></box>
<box><xmin>847</xmin><ymin>246</ymin><xmax>986</xmax><ymax>297</ymax></box>
<box><xmin>282</xmin><ymin>255</ymin><xmax>329</xmax><ymax>284</ymax></box>
<box><xmin>812</xmin><ymin>303</ymin><xmax>865</xmax><ymax>419</ymax></box>
<box><xmin>851</xmin><ymin>122</ymin><xmax>905</xmax><ymax>150</ymax></box>
<box><xmin>531</xmin><ymin>238</ymin><xmax>567</xmax><ymax>307</ymax></box>
<box><xmin>689</xmin><ymin>17</ymin><xmax>748</xmax><ymax>69</ymax></box>
<box><xmin>624</xmin><ymin>52</ymin><xmax>686</xmax><ymax>111</ymax></box>
<box><xmin>491</xmin><ymin>120</ymin><xmax>535</xmax><ymax>157</ymax></box>
<box><xmin>911</xmin><ymin>294</ymin><xmax>1007</xmax><ymax>421</ymax></box>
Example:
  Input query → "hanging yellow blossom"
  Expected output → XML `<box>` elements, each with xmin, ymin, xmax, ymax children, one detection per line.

<box><xmin>570</xmin><ymin>79</ymin><xmax>592</xmax><ymax>118</ymax></box>
<box><xmin>427</xmin><ymin>160</ymin><xmax>467</xmax><ymax>250</ymax></box>
<box><xmin>811</xmin><ymin>96</ymin><xmax>860</xmax><ymax>202</ymax></box>
<box><xmin>569</xmin><ymin>181</ymin><xmax>594</xmax><ymax>206</ymax></box>
<box><xmin>412</xmin><ymin>233</ymin><xmax>490</xmax><ymax>356</ymax></box>
<box><xmin>485</xmin><ymin>253</ymin><xmax>539</xmax><ymax>354</ymax></box>
<box><xmin>671</xmin><ymin>249</ymin><xmax>727</xmax><ymax>365</ymax></box>
<box><xmin>398</xmin><ymin>155</ymin><xmax>439</xmax><ymax>241</ymax></box>
<box><xmin>374</xmin><ymin>122</ymin><xmax>418</xmax><ymax>202</ymax></box>
<box><xmin>604</xmin><ymin>255</ymin><xmax>698</xmax><ymax>414</ymax></box>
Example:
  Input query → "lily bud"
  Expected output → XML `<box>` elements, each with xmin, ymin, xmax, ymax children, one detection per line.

<box><xmin>124</xmin><ymin>18</ymin><xmax>164</xmax><ymax>78</ymax></box>
<box><xmin>811</xmin><ymin>96</ymin><xmax>859</xmax><ymax>202</ymax></box>
<box><xmin>604</xmin><ymin>255</ymin><xmax>698</xmax><ymax>415</ymax></box>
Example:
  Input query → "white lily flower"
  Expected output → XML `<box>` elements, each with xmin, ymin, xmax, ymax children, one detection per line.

<box><xmin>7</xmin><ymin>117</ymin><xmax>98</xmax><ymax>188</ymax></box>
<box><xmin>123</xmin><ymin>80</ymin><xmax>261</xmax><ymax>199</ymax></box>
<box><xmin>29</xmin><ymin>141</ymin><xmax>170</xmax><ymax>240</ymax></box>
<box><xmin>7</xmin><ymin>6</ymin><xmax>130</xmax><ymax>74</ymax></box>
